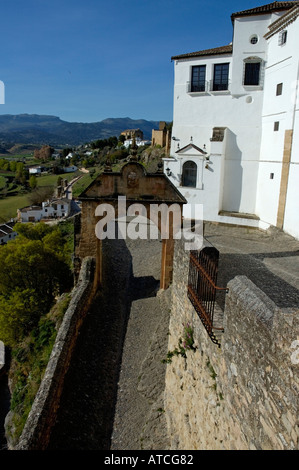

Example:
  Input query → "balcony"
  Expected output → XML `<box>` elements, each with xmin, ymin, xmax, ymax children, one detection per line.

<box><xmin>186</xmin><ymin>81</ymin><xmax>208</xmax><ymax>94</ymax></box>
<box><xmin>209</xmin><ymin>79</ymin><xmax>231</xmax><ymax>94</ymax></box>
<box><xmin>186</xmin><ymin>80</ymin><xmax>231</xmax><ymax>95</ymax></box>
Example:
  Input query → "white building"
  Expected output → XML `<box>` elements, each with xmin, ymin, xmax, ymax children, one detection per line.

<box><xmin>123</xmin><ymin>138</ymin><xmax>151</xmax><ymax>148</ymax></box>
<box><xmin>0</xmin><ymin>221</ymin><xmax>17</xmax><ymax>245</ymax></box>
<box><xmin>29</xmin><ymin>166</ymin><xmax>42</xmax><ymax>175</ymax></box>
<box><xmin>18</xmin><ymin>198</ymin><xmax>71</xmax><ymax>222</ymax></box>
<box><xmin>164</xmin><ymin>1</ymin><xmax>299</xmax><ymax>239</ymax></box>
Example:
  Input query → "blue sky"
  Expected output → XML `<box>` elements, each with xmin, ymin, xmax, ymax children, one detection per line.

<box><xmin>0</xmin><ymin>0</ymin><xmax>270</xmax><ymax>123</ymax></box>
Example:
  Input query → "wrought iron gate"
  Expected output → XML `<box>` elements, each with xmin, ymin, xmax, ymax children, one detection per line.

<box><xmin>187</xmin><ymin>245</ymin><xmax>228</xmax><ymax>347</ymax></box>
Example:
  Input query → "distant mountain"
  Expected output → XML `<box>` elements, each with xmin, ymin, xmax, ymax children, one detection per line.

<box><xmin>0</xmin><ymin>114</ymin><xmax>162</xmax><ymax>146</ymax></box>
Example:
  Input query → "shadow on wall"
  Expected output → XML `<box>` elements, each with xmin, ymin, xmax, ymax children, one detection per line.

<box><xmin>217</xmin><ymin>250</ymin><xmax>299</xmax><ymax>310</ymax></box>
<box><xmin>221</xmin><ymin>130</ymin><xmax>243</xmax><ymax>212</ymax></box>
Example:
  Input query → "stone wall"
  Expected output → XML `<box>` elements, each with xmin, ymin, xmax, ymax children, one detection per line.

<box><xmin>164</xmin><ymin>239</ymin><xmax>299</xmax><ymax>450</ymax></box>
<box><xmin>14</xmin><ymin>257</ymin><xmax>97</xmax><ymax>450</ymax></box>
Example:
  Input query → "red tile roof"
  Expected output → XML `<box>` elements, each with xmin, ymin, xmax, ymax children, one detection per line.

<box><xmin>231</xmin><ymin>1</ymin><xmax>299</xmax><ymax>21</ymax></box>
<box><xmin>171</xmin><ymin>44</ymin><xmax>233</xmax><ymax>61</ymax></box>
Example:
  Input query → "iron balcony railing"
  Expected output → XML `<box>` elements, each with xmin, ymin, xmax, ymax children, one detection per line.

<box><xmin>187</xmin><ymin>245</ymin><xmax>228</xmax><ymax>347</ymax></box>
<box><xmin>187</xmin><ymin>80</ymin><xmax>231</xmax><ymax>94</ymax></box>
<box><xmin>209</xmin><ymin>79</ymin><xmax>231</xmax><ymax>92</ymax></box>
<box><xmin>186</xmin><ymin>81</ymin><xmax>208</xmax><ymax>93</ymax></box>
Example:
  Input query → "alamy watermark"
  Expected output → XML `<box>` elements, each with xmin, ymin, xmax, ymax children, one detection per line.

<box><xmin>94</xmin><ymin>196</ymin><xmax>203</xmax><ymax>251</ymax></box>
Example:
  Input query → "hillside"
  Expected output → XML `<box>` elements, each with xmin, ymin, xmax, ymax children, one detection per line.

<box><xmin>0</xmin><ymin>114</ymin><xmax>161</xmax><ymax>147</ymax></box>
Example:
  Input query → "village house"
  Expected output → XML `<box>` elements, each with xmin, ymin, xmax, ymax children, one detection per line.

<box><xmin>120</xmin><ymin>128</ymin><xmax>144</xmax><ymax>140</ymax></box>
<box><xmin>17</xmin><ymin>198</ymin><xmax>71</xmax><ymax>222</ymax></box>
<box><xmin>123</xmin><ymin>137</ymin><xmax>151</xmax><ymax>148</ymax></box>
<box><xmin>0</xmin><ymin>221</ymin><xmax>17</xmax><ymax>245</ymax></box>
<box><xmin>28</xmin><ymin>165</ymin><xmax>43</xmax><ymax>175</ymax></box>
<box><xmin>163</xmin><ymin>1</ymin><xmax>299</xmax><ymax>240</ymax></box>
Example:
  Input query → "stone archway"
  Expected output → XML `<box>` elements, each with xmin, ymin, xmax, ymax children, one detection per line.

<box><xmin>75</xmin><ymin>158</ymin><xmax>186</xmax><ymax>290</ymax></box>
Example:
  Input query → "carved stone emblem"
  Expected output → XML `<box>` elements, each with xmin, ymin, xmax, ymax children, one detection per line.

<box><xmin>127</xmin><ymin>171</ymin><xmax>139</xmax><ymax>188</ymax></box>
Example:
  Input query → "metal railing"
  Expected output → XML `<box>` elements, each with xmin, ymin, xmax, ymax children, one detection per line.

<box><xmin>187</xmin><ymin>245</ymin><xmax>228</xmax><ymax>347</ymax></box>
<box><xmin>209</xmin><ymin>79</ymin><xmax>230</xmax><ymax>92</ymax></box>
<box><xmin>186</xmin><ymin>81</ymin><xmax>208</xmax><ymax>93</ymax></box>
<box><xmin>186</xmin><ymin>80</ymin><xmax>231</xmax><ymax>94</ymax></box>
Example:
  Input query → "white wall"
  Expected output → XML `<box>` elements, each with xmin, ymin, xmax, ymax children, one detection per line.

<box><xmin>170</xmin><ymin>42</ymin><xmax>264</xmax><ymax>217</ymax></box>
<box><xmin>256</xmin><ymin>12</ymin><xmax>299</xmax><ymax>235</ymax></box>
<box><xmin>21</xmin><ymin>209</ymin><xmax>43</xmax><ymax>222</ymax></box>
<box><xmin>20</xmin><ymin>201</ymin><xmax>70</xmax><ymax>222</ymax></box>
<box><xmin>0</xmin><ymin>231</ymin><xmax>17</xmax><ymax>244</ymax></box>
<box><xmin>168</xmin><ymin>7</ymin><xmax>299</xmax><ymax>237</ymax></box>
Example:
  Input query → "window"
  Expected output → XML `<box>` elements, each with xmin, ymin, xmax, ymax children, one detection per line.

<box><xmin>274</xmin><ymin>121</ymin><xmax>279</xmax><ymax>131</ymax></box>
<box><xmin>244</xmin><ymin>61</ymin><xmax>261</xmax><ymax>86</ymax></box>
<box><xmin>276</xmin><ymin>83</ymin><xmax>283</xmax><ymax>95</ymax></box>
<box><xmin>191</xmin><ymin>65</ymin><xmax>206</xmax><ymax>92</ymax></box>
<box><xmin>213</xmin><ymin>63</ymin><xmax>229</xmax><ymax>91</ymax></box>
<box><xmin>250</xmin><ymin>35</ymin><xmax>258</xmax><ymax>44</ymax></box>
<box><xmin>182</xmin><ymin>161</ymin><xmax>197</xmax><ymax>187</ymax></box>
<box><xmin>279</xmin><ymin>30</ymin><xmax>287</xmax><ymax>45</ymax></box>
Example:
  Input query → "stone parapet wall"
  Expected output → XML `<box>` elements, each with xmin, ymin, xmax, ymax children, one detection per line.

<box><xmin>164</xmin><ymin>239</ymin><xmax>299</xmax><ymax>450</ymax></box>
<box><xmin>14</xmin><ymin>257</ymin><xmax>97</xmax><ymax>450</ymax></box>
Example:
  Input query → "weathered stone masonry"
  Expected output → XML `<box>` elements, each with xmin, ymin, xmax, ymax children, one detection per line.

<box><xmin>164</xmin><ymin>238</ymin><xmax>299</xmax><ymax>450</ymax></box>
<box><xmin>75</xmin><ymin>161</ymin><xmax>186</xmax><ymax>290</ymax></box>
<box><xmin>14</xmin><ymin>257</ymin><xmax>97</xmax><ymax>451</ymax></box>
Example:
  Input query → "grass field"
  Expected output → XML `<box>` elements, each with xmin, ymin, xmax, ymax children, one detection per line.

<box><xmin>36</xmin><ymin>171</ymin><xmax>80</xmax><ymax>187</ymax></box>
<box><xmin>0</xmin><ymin>193</ymin><xmax>30</xmax><ymax>222</ymax></box>
<box><xmin>72</xmin><ymin>168</ymin><xmax>102</xmax><ymax>198</ymax></box>
<box><xmin>0</xmin><ymin>171</ymin><xmax>82</xmax><ymax>222</ymax></box>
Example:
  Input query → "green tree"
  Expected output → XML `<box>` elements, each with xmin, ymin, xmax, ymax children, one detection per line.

<box><xmin>15</xmin><ymin>162</ymin><xmax>27</xmax><ymax>185</ymax></box>
<box><xmin>0</xmin><ymin>223</ymin><xmax>73</xmax><ymax>346</ymax></box>
<box><xmin>28</xmin><ymin>185</ymin><xmax>54</xmax><ymax>205</ymax></box>
<box><xmin>29</xmin><ymin>175</ymin><xmax>37</xmax><ymax>189</ymax></box>
<box><xmin>9</xmin><ymin>161</ymin><xmax>17</xmax><ymax>172</ymax></box>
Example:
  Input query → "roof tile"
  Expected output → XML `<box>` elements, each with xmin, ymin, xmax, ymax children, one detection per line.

<box><xmin>171</xmin><ymin>44</ymin><xmax>232</xmax><ymax>61</ymax></box>
<box><xmin>231</xmin><ymin>1</ymin><xmax>299</xmax><ymax>21</ymax></box>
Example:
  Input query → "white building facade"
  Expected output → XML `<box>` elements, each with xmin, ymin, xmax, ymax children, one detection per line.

<box><xmin>164</xmin><ymin>1</ymin><xmax>299</xmax><ymax>239</ymax></box>
<box><xmin>18</xmin><ymin>199</ymin><xmax>71</xmax><ymax>222</ymax></box>
<box><xmin>0</xmin><ymin>222</ymin><xmax>17</xmax><ymax>244</ymax></box>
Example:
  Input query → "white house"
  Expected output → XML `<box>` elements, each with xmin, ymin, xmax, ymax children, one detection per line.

<box><xmin>164</xmin><ymin>1</ymin><xmax>299</xmax><ymax>239</ymax></box>
<box><xmin>0</xmin><ymin>221</ymin><xmax>17</xmax><ymax>244</ymax></box>
<box><xmin>29</xmin><ymin>166</ymin><xmax>42</xmax><ymax>175</ymax></box>
<box><xmin>123</xmin><ymin>138</ymin><xmax>151</xmax><ymax>148</ymax></box>
<box><xmin>18</xmin><ymin>198</ymin><xmax>71</xmax><ymax>222</ymax></box>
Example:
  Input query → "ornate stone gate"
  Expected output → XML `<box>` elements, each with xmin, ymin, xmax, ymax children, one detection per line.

<box><xmin>75</xmin><ymin>155</ymin><xmax>186</xmax><ymax>290</ymax></box>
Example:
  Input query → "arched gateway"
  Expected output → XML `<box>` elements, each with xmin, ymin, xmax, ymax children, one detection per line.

<box><xmin>74</xmin><ymin>156</ymin><xmax>186</xmax><ymax>290</ymax></box>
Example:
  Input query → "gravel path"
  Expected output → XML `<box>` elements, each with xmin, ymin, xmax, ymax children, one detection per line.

<box><xmin>111</xmin><ymin>238</ymin><xmax>171</xmax><ymax>450</ymax></box>
<box><xmin>45</xmin><ymin>222</ymin><xmax>299</xmax><ymax>450</ymax></box>
<box><xmin>48</xmin><ymin>233</ymin><xmax>171</xmax><ymax>450</ymax></box>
